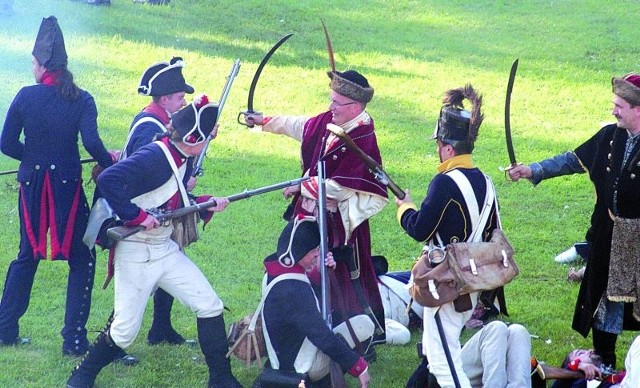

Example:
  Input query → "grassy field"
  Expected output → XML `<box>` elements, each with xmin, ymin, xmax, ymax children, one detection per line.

<box><xmin>0</xmin><ymin>0</ymin><xmax>638</xmax><ymax>386</ymax></box>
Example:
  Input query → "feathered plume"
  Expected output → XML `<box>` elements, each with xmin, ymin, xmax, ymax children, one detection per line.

<box><xmin>442</xmin><ymin>84</ymin><xmax>484</xmax><ymax>142</ymax></box>
<box><xmin>321</xmin><ymin>19</ymin><xmax>336</xmax><ymax>74</ymax></box>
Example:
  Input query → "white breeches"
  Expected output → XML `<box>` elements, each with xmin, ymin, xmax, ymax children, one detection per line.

<box><xmin>109</xmin><ymin>228</ymin><xmax>223</xmax><ymax>349</ymax></box>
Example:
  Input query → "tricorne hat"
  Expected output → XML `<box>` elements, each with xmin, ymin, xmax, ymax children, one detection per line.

<box><xmin>138</xmin><ymin>56</ymin><xmax>195</xmax><ymax>96</ymax></box>
<box><xmin>275</xmin><ymin>214</ymin><xmax>320</xmax><ymax>268</ymax></box>
<box><xmin>170</xmin><ymin>94</ymin><xmax>218</xmax><ymax>145</ymax></box>
<box><xmin>327</xmin><ymin>69</ymin><xmax>374</xmax><ymax>103</ymax></box>
<box><xmin>32</xmin><ymin>16</ymin><xmax>67</xmax><ymax>70</ymax></box>
<box><xmin>612</xmin><ymin>73</ymin><xmax>640</xmax><ymax>107</ymax></box>
<box><xmin>431</xmin><ymin>84</ymin><xmax>484</xmax><ymax>154</ymax></box>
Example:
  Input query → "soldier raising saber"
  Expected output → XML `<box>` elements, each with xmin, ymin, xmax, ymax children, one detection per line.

<box><xmin>240</xmin><ymin>22</ymin><xmax>389</xmax><ymax>358</ymax></box>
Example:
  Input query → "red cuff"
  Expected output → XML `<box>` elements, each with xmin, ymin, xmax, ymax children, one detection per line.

<box><xmin>196</xmin><ymin>195</ymin><xmax>214</xmax><ymax>226</ymax></box>
<box><xmin>347</xmin><ymin>357</ymin><xmax>368</xmax><ymax>377</ymax></box>
<box><xmin>567</xmin><ymin>359</ymin><xmax>580</xmax><ymax>371</ymax></box>
<box><xmin>124</xmin><ymin>209</ymin><xmax>147</xmax><ymax>226</ymax></box>
<box><xmin>262</xmin><ymin>116</ymin><xmax>273</xmax><ymax>125</ymax></box>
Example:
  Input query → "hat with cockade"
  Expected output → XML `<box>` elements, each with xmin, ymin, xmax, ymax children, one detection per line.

<box><xmin>32</xmin><ymin>16</ymin><xmax>67</xmax><ymax>70</ymax></box>
<box><xmin>612</xmin><ymin>73</ymin><xmax>640</xmax><ymax>107</ymax></box>
<box><xmin>431</xmin><ymin>84</ymin><xmax>484</xmax><ymax>154</ymax></box>
<box><xmin>170</xmin><ymin>93</ymin><xmax>218</xmax><ymax>145</ymax></box>
<box><xmin>271</xmin><ymin>215</ymin><xmax>320</xmax><ymax>268</ymax></box>
<box><xmin>138</xmin><ymin>57</ymin><xmax>194</xmax><ymax>96</ymax></box>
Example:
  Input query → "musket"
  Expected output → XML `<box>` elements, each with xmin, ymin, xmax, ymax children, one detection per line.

<box><xmin>106</xmin><ymin>177</ymin><xmax>309</xmax><ymax>241</ymax></box>
<box><xmin>237</xmin><ymin>33</ymin><xmax>293</xmax><ymax>128</ymax></box>
<box><xmin>326</xmin><ymin>123</ymin><xmax>406</xmax><ymax>199</ymax></box>
<box><xmin>192</xmin><ymin>58</ymin><xmax>241</xmax><ymax>177</ymax></box>
<box><xmin>504</xmin><ymin>59</ymin><xmax>519</xmax><ymax>170</ymax></box>
<box><xmin>0</xmin><ymin>158</ymin><xmax>95</xmax><ymax>176</ymax></box>
<box><xmin>318</xmin><ymin>158</ymin><xmax>348</xmax><ymax>388</ymax></box>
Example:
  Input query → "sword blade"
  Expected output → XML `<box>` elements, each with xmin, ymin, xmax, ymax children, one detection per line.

<box><xmin>246</xmin><ymin>33</ymin><xmax>293</xmax><ymax>113</ymax></box>
<box><xmin>505</xmin><ymin>58</ymin><xmax>519</xmax><ymax>166</ymax></box>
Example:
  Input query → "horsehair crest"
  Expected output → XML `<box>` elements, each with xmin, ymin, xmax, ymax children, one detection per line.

<box><xmin>442</xmin><ymin>84</ymin><xmax>484</xmax><ymax>142</ymax></box>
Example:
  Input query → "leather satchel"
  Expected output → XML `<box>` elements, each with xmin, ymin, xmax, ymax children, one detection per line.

<box><xmin>410</xmin><ymin>229</ymin><xmax>518</xmax><ymax>307</ymax></box>
<box><xmin>447</xmin><ymin>229</ymin><xmax>519</xmax><ymax>294</ymax></box>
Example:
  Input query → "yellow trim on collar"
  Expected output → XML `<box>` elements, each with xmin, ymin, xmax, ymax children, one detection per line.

<box><xmin>397</xmin><ymin>202</ymin><xmax>418</xmax><ymax>225</ymax></box>
<box><xmin>437</xmin><ymin>154</ymin><xmax>475</xmax><ymax>173</ymax></box>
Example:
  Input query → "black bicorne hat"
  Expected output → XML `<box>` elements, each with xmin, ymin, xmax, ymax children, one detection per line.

<box><xmin>32</xmin><ymin>16</ymin><xmax>68</xmax><ymax>70</ymax></box>
<box><xmin>138</xmin><ymin>56</ymin><xmax>194</xmax><ymax>96</ymax></box>
<box><xmin>274</xmin><ymin>215</ymin><xmax>320</xmax><ymax>268</ymax></box>
<box><xmin>431</xmin><ymin>84</ymin><xmax>483</xmax><ymax>154</ymax></box>
<box><xmin>327</xmin><ymin>69</ymin><xmax>374</xmax><ymax>103</ymax></box>
<box><xmin>171</xmin><ymin>94</ymin><xmax>218</xmax><ymax>145</ymax></box>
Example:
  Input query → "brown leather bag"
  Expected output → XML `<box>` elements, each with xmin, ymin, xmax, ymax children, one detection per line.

<box><xmin>410</xmin><ymin>229</ymin><xmax>518</xmax><ymax>307</ymax></box>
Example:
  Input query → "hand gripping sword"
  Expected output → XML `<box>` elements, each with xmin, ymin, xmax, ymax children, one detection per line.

<box><xmin>237</xmin><ymin>33</ymin><xmax>294</xmax><ymax>127</ymax></box>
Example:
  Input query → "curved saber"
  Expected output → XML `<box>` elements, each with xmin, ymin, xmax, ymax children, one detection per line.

<box><xmin>505</xmin><ymin>59</ymin><xmax>519</xmax><ymax>167</ymax></box>
<box><xmin>237</xmin><ymin>33</ymin><xmax>293</xmax><ymax>127</ymax></box>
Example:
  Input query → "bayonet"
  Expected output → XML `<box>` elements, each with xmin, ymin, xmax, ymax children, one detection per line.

<box><xmin>193</xmin><ymin>58</ymin><xmax>241</xmax><ymax>177</ymax></box>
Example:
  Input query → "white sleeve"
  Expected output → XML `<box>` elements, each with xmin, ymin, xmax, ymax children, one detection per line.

<box><xmin>621</xmin><ymin>335</ymin><xmax>640</xmax><ymax>388</ymax></box>
<box><xmin>261</xmin><ymin>115</ymin><xmax>309</xmax><ymax>142</ymax></box>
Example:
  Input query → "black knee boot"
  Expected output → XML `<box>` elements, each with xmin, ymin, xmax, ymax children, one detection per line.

<box><xmin>592</xmin><ymin>328</ymin><xmax>617</xmax><ymax>369</ymax></box>
<box><xmin>148</xmin><ymin>288</ymin><xmax>185</xmax><ymax>345</ymax></box>
<box><xmin>197</xmin><ymin>315</ymin><xmax>242</xmax><ymax>388</ymax></box>
<box><xmin>66</xmin><ymin>318</ymin><xmax>122</xmax><ymax>388</ymax></box>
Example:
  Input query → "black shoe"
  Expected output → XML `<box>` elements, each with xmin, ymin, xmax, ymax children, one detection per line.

<box><xmin>148</xmin><ymin>328</ymin><xmax>186</xmax><ymax>346</ymax></box>
<box><xmin>0</xmin><ymin>337</ymin><xmax>30</xmax><ymax>346</ymax></box>
<box><xmin>113</xmin><ymin>349</ymin><xmax>139</xmax><ymax>366</ymax></box>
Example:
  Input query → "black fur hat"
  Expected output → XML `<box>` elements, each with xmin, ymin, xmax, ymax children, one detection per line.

<box><xmin>275</xmin><ymin>215</ymin><xmax>320</xmax><ymax>268</ymax></box>
<box><xmin>327</xmin><ymin>69</ymin><xmax>374</xmax><ymax>103</ymax></box>
<box><xmin>170</xmin><ymin>94</ymin><xmax>218</xmax><ymax>145</ymax></box>
<box><xmin>32</xmin><ymin>16</ymin><xmax>67</xmax><ymax>70</ymax></box>
<box><xmin>138</xmin><ymin>57</ymin><xmax>194</xmax><ymax>96</ymax></box>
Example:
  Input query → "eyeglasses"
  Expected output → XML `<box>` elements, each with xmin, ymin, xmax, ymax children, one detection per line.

<box><xmin>329</xmin><ymin>99</ymin><xmax>358</xmax><ymax>108</ymax></box>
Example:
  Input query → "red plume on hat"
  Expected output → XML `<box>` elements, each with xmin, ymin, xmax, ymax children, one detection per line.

<box><xmin>612</xmin><ymin>73</ymin><xmax>640</xmax><ymax>107</ymax></box>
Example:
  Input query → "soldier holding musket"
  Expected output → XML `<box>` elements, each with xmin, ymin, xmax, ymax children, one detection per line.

<box><xmin>67</xmin><ymin>96</ymin><xmax>241</xmax><ymax>388</ymax></box>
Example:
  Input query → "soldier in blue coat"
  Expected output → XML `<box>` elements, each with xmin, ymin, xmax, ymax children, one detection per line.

<box><xmin>123</xmin><ymin>57</ymin><xmax>196</xmax><ymax>347</ymax></box>
<box><xmin>0</xmin><ymin>16</ymin><xmax>115</xmax><ymax>356</ymax></box>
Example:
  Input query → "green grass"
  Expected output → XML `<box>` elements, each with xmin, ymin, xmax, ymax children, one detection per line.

<box><xmin>0</xmin><ymin>0</ymin><xmax>637</xmax><ymax>386</ymax></box>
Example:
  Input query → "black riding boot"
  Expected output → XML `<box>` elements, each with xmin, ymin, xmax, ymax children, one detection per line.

<box><xmin>592</xmin><ymin>328</ymin><xmax>617</xmax><ymax>369</ymax></box>
<box><xmin>66</xmin><ymin>328</ymin><xmax>122</xmax><ymax>388</ymax></box>
<box><xmin>148</xmin><ymin>288</ymin><xmax>185</xmax><ymax>345</ymax></box>
<box><xmin>197</xmin><ymin>315</ymin><xmax>242</xmax><ymax>388</ymax></box>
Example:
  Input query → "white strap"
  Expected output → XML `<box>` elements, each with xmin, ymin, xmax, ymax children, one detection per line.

<box><xmin>249</xmin><ymin>273</ymin><xmax>309</xmax><ymax>330</ymax></box>
<box><xmin>446</xmin><ymin>169</ymin><xmax>480</xmax><ymax>232</ymax></box>
<box><xmin>259</xmin><ymin>273</ymin><xmax>310</xmax><ymax>367</ymax></box>
<box><xmin>445</xmin><ymin>170</ymin><xmax>497</xmax><ymax>242</ymax></box>
<box><xmin>120</xmin><ymin>117</ymin><xmax>165</xmax><ymax>160</ymax></box>
<box><xmin>155</xmin><ymin>141</ymin><xmax>190</xmax><ymax>208</ymax></box>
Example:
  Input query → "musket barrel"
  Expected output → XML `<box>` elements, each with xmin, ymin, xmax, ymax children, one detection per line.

<box><xmin>106</xmin><ymin>177</ymin><xmax>307</xmax><ymax>241</ymax></box>
<box><xmin>193</xmin><ymin>59</ymin><xmax>241</xmax><ymax>177</ymax></box>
